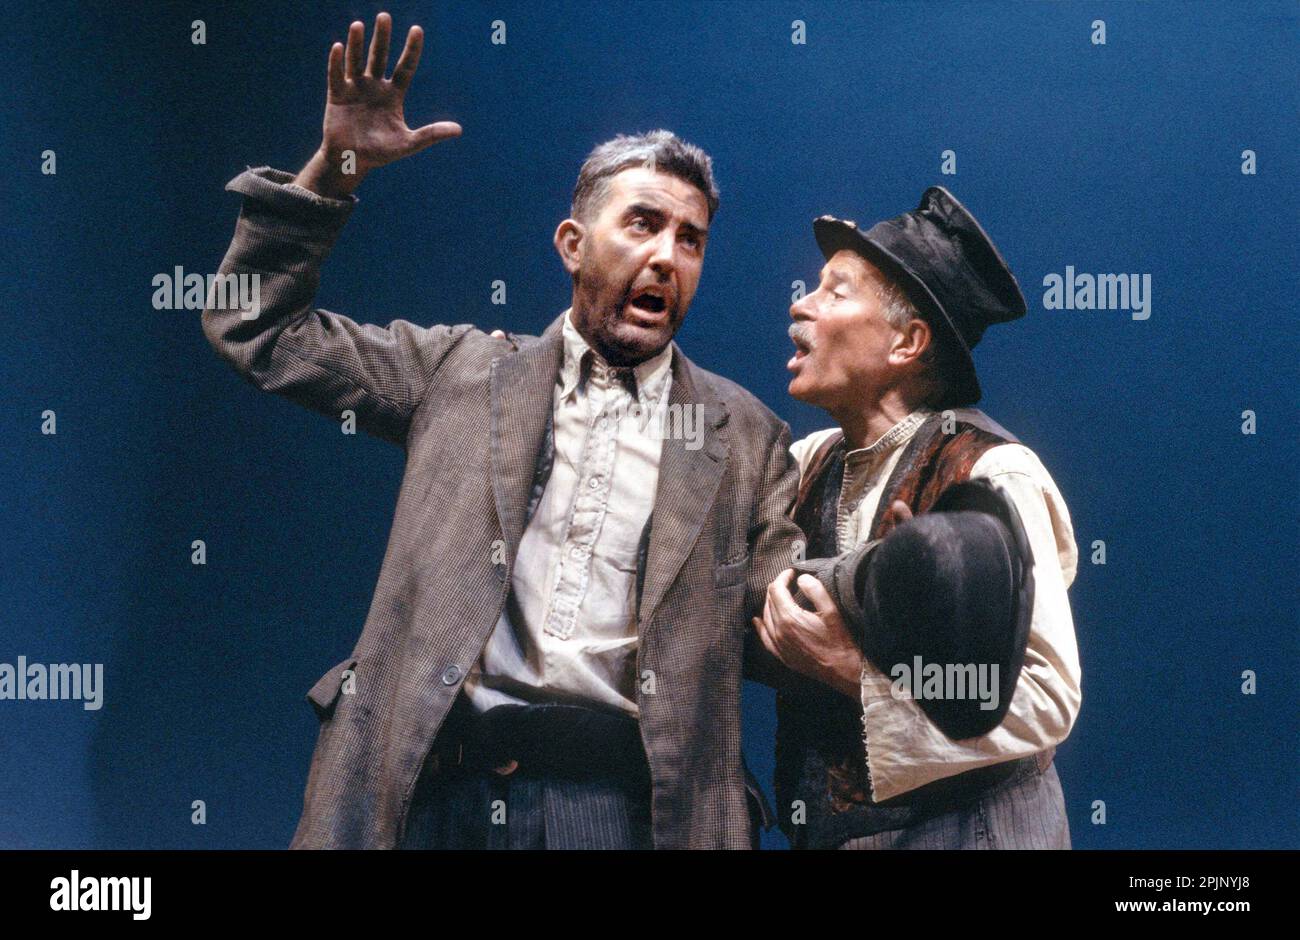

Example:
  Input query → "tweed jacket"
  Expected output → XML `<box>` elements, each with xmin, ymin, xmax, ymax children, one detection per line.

<box><xmin>201</xmin><ymin>167</ymin><xmax>803</xmax><ymax>849</ymax></box>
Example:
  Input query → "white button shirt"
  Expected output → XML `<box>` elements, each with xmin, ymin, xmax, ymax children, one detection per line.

<box><xmin>463</xmin><ymin>312</ymin><xmax>672</xmax><ymax>717</ymax></box>
<box><xmin>790</xmin><ymin>408</ymin><xmax>1083</xmax><ymax>801</ymax></box>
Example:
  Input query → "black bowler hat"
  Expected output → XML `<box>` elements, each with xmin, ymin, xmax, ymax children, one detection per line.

<box><xmin>791</xmin><ymin>478</ymin><xmax>1036</xmax><ymax>740</ymax></box>
<box><xmin>813</xmin><ymin>186</ymin><xmax>1027</xmax><ymax>407</ymax></box>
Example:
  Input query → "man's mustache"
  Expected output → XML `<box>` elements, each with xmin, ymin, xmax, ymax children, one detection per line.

<box><xmin>789</xmin><ymin>322</ymin><xmax>815</xmax><ymax>350</ymax></box>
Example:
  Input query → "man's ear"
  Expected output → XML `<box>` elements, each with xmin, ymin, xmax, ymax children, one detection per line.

<box><xmin>553</xmin><ymin>218</ymin><xmax>584</xmax><ymax>276</ymax></box>
<box><xmin>891</xmin><ymin>317</ymin><xmax>932</xmax><ymax>369</ymax></box>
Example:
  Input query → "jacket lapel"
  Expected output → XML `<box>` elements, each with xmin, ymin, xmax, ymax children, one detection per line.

<box><xmin>638</xmin><ymin>349</ymin><xmax>730</xmax><ymax>627</ymax></box>
<box><xmin>490</xmin><ymin>316</ymin><xmax>565</xmax><ymax>560</ymax></box>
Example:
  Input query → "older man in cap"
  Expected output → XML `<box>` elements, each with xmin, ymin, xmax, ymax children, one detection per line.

<box><xmin>752</xmin><ymin>187</ymin><xmax>1082</xmax><ymax>849</ymax></box>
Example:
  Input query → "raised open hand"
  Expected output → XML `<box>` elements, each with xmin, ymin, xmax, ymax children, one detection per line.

<box><xmin>295</xmin><ymin>12</ymin><xmax>461</xmax><ymax>197</ymax></box>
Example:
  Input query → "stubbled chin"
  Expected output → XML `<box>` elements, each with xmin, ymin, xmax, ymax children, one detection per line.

<box><xmin>604</xmin><ymin>319</ymin><xmax>673</xmax><ymax>361</ymax></box>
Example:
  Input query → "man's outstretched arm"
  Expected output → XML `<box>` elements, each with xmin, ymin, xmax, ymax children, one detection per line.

<box><xmin>202</xmin><ymin>13</ymin><xmax>468</xmax><ymax>446</ymax></box>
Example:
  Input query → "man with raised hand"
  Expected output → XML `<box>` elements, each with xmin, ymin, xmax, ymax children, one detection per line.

<box><xmin>203</xmin><ymin>13</ymin><xmax>801</xmax><ymax>849</ymax></box>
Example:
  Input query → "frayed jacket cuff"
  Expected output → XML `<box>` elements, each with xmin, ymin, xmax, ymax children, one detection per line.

<box><xmin>224</xmin><ymin>165</ymin><xmax>357</xmax><ymax>224</ymax></box>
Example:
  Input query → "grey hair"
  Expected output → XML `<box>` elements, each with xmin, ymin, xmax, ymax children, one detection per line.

<box><xmin>875</xmin><ymin>276</ymin><xmax>919</xmax><ymax>333</ymax></box>
<box><xmin>571</xmin><ymin>129</ymin><xmax>720</xmax><ymax>223</ymax></box>
<box><xmin>874</xmin><ymin>272</ymin><xmax>950</xmax><ymax>409</ymax></box>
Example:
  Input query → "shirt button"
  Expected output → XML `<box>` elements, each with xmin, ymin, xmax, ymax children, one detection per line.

<box><xmin>441</xmin><ymin>665</ymin><xmax>462</xmax><ymax>686</ymax></box>
<box><xmin>589</xmin><ymin>477</ymin><xmax>601</xmax><ymax>489</ymax></box>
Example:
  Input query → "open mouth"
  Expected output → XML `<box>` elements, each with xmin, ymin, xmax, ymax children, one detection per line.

<box><xmin>790</xmin><ymin>327</ymin><xmax>812</xmax><ymax>355</ymax></box>
<box><xmin>788</xmin><ymin>325</ymin><xmax>813</xmax><ymax>370</ymax></box>
<box><xmin>628</xmin><ymin>287</ymin><xmax>669</xmax><ymax>317</ymax></box>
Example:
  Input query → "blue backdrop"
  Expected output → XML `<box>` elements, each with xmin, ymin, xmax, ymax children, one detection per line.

<box><xmin>2</xmin><ymin>0</ymin><xmax>1295</xmax><ymax>849</ymax></box>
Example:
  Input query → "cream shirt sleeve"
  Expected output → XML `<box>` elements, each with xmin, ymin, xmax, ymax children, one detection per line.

<box><xmin>858</xmin><ymin>442</ymin><xmax>1083</xmax><ymax>802</ymax></box>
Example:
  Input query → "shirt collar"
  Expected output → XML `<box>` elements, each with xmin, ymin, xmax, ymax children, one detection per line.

<box><xmin>844</xmin><ymin>408</ymin><xmax>933</xmax><ymax>467</ymax></box>
<box><xmin>558</xmin><ymin>309</ymin><xmax>674</xmax><ymax>405</ymax></box>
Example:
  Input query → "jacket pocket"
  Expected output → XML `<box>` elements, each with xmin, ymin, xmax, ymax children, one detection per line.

<box><xmin>714</xmin><ymin>553</ymin><xmax>750</xmax><ymax>588</ymax></box>
<box><xmin>305</xmin><ymin>656</ymin><xmax>358</xmax><ymax>722</ymax></box>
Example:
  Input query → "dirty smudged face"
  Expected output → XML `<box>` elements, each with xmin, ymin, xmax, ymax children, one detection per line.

<box><xmin>563</xmin><ymin>166</ymin><xmax>709</xmax><ymax>366</ymax></box>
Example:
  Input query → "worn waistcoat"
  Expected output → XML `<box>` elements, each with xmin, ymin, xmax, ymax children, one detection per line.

<box><xmin>775</xmin><ymin>412</ymin><xmax>1014</xmax><ymax>848</ymax></box>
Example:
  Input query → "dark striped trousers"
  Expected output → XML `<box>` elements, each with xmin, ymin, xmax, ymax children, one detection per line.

<box><xmin>839</xmin><ymin>759</ymin><xmax>1071</xmax><ymax>850</ymax></box>
<box><xmin>398</xmin><ymin>765</ymin><xmax>654</xmax><ymax>850</ymax></box>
